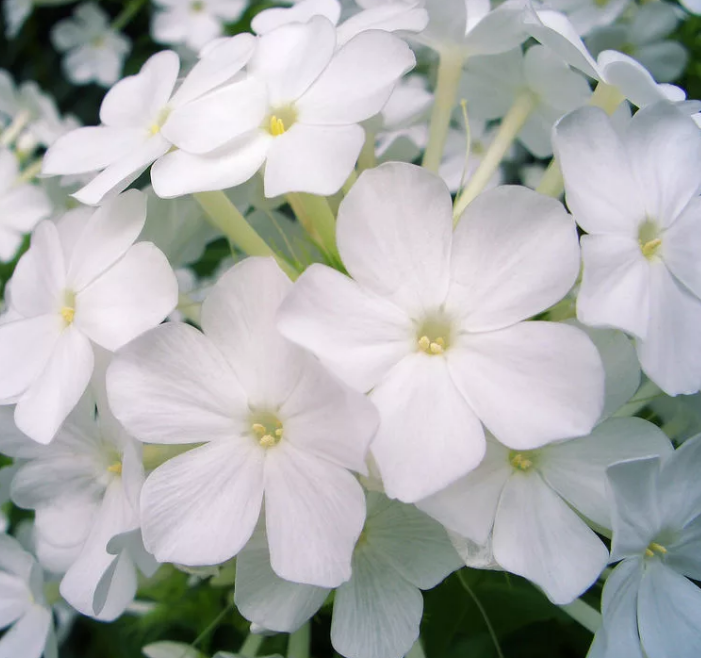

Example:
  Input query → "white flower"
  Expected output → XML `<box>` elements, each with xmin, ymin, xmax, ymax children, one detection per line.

<box><xmin>459</xmin><ymin>45</ymin><xmax>591</xmax><ymax>157</ymax></box>
<box><xmin>152</xmin><ymin>0</ymin><xmax>247</xmax><ymax>52</ymax></box>
<box><xmin>235</xmin><ymin>491</ymin><xmax>462</xmax><ymax>658</ymax></box>
<box><xmin>42</xmin><ymin>37</ymin><xmax>256</xmax><ymax>205</ymax></box>
<box><xmin>0</xmin><ymin>534</ymin><xmax>56</xmax><ymax>658</ymax></box>
<box><xmin>152</xmin><ymin>17</ymin><xmax>415</xmax><ymax>198</ymax></box>
<box><xmin>679</xmin><ymin>0</ymin><xmax>701</xmax><ymax>14</ymax></box>
<box><xmin>547</xmin><ymin>0</ymin><xmax>630</xmax><ymax>37</ymax></box>
<box><xmin>553</xmin><ymin>102</ymin><xmax>701</xmax><ymax>395</ymax></box>
<box><xmin>0</xmin><ymin>149</ymin><xmax>52</xmax><ymax>262</ymax></box>
<box><xmin>585</xmin><ymin>3</ymin><xmax>688</xmax><ymax>83</ymax></box>
<box><xmin>51</xmin><ymin>3</ymin><xmax>131</xmax><ymax>87</ymax></box>
<box><xmin>524</xmin><ymin>8</ymin><xmax>687</xmax><ymax>108</ymax></box>
<box><xmin>3</xmin><ymin>0</ymin><xmax>31</xmax><ymax>38</ymax></box>
<box><xmin>589</xmin><ymin>434</ymin><xmax>701</xmax><ymax>658</ymax></box>
<box><xmin>106</xmin><ymin>257</ymin><xmax>379</xmax><ymax>587</ymax></box>
<box><xmin>277</xmin><ymin>162</ymin><xmax>605</xmax><ymax>502</ymax></box>
<box><xmin>0</xmin><ymin>190</ymin><xmax>178</xmax><ymax>444</ymax></box>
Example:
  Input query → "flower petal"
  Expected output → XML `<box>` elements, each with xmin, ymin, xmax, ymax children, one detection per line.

<box><xmin>663</xmin><ymin>197</ymin><xmax>701</xmax><ymax>299</ymax></box>
<box><xmin>0</xmin><ymin>605</ymin><xmax>52</xmax><ymax>658</ymax></box>
<box><xmin>369</xmin><ymin>352</ymin><xmax>485</xmax><ymax>502</ymax></box>
<box><xmin>140</xmin><ymin>440</ymin><xmax>265</xmax><ymax>565</ymax></box>
<box><xmin>448</xmin><ymin>321</ymin><xmax>604</xmax><ymax>450</ymax></box>
<box><xmin>264</xmin><ymin>441</ymin><xmax>366</xmax><ymax>587</ymax></box>
<box><xmin>493</xmin><ymin>471</ymin><xmax>609</xmax><ymax>604</ymax></box>
<box><xmin>447</xmin><ymin>186</ymin><xmax>580</xmax><ymax>331</ymax></box>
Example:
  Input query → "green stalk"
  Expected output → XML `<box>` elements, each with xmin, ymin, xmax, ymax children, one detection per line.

<box><xmin>111</xmin><ymin>0</ymin><xmax>148</xmax><ymax>32</ymax></box>
<box><xmin>286</xmin><ymin>193</ymin><xmax>340</xmax><ymax>264</ymax></box>
<box><xmin>560</xmin><ymin>598</ymin><xmax>602</xmax><ymax>634</ymax></box>
<box><xmin>287</xmin><ymin>623</ymin><xmax>310</xmax><ymax>658</ymax></box>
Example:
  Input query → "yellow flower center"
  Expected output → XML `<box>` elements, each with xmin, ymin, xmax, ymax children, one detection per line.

<box><xmin>60</xmin><ymin>290</ymin><xmax>76</xmax><ymax>326</ymax></box>
<box><xmin>638</xmin><ymin>219</ymin><xmax>662</xmax><ymax>260</ymax></box>
<box><xmin>265</xmin><ymin>106</ymin><xmax>297</xmax><ymax>137</ymax></box>
<box><xmin>250</xmin><ymin>411</ymin><xmax>284</xmax><ymax>448</ymax></box>
<box><xmin>509</xmin><ymin>450</ymin><xmax>536</xmax><ymax>472</ymax></box>
<box><xmin>416</xmin><ymin>313</ymin><xmax>453</xmax><ymax>356</ymax></box>
<box><xmin>107</xmin><ymin>461</ymin><xmax>123</xmax><ymax>475</ymax></box>
<box><xmin>645</xmin><ymin>541</ymin><xmax>668</xmax><ymax>558</ymax></box>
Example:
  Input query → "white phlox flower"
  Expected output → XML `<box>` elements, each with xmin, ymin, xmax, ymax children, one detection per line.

<box><xmin>585</xmin><ymin>3</ymin><xmax>688</xmax><ymax>84</ymax></box>
<box><xmin>151</xmin><ymin>0</ymin><xmax>247</xmax><ymax>52</ymax></box>
<box><xmin>151</xmin><ymin>17</ymin><xmax>416</xmax><ymax>198</ymax></box>
<box><xmin>589</xmin><ymin>433</ymin><xmax>701</xmax><ymax>658</ymax></box>
<box><xmin>0</xmin><ymin>394</ymin><xmax>157</xmax><ymax>621</ymax></box>
<box><xmin>524</xmin><ymin>7</ymin><xmax>688</xmax><ymax>109</ymax></box>
<box><xmin>50</xmin><ymin>3</ymin><xmax>131</xmax><ymax>88</ymax></box>
<box><xmin>234</xmin><ymin>491</ymin><xmax>463</xmax><ymax>658</ymax></box>
<box><xmin>106</xmin><ymin>257</ymin><xmax>379</xmax><ymax>587</ymax></box>
<box><xmin>277</xmin><ymin>162</ymin><xmax>605</xmax><ymax>503</ymax></box>
<box><xmin>42</xmin><ymin>36</ymin><xmax>257</xmax><ymax>205</ymax></box>
<box><xmin>679</xmin><ymin>0</ymin><xmax>701</xmax><ymax>15</ymax></box>
<box><xmin>0</xmin><ymin>190</ymin><xmax>178</xmax><ymax>444</ymax></box>
<box><xmin>546</xmin><ymin>0</ymin><xmax>630</xmax><ymax>38</ymax></box>
<box><xmin>0</xmin><ymin>149</ymin><xmax>52</xmax><ymax>262</ymax></box>
<box><xmin>553</xmin><ymin>102</ymin><xmax>701</xmax><ymax>395</ymax></box>
<box><xmin>0</xmin><ymin>534</ymin><xmax>56</xmax><ymax>658</ymax></box>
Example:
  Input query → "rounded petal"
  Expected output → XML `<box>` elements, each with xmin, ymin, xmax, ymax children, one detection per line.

<box><xmin>330</xmin><ymin>549</ymin><xmax>423</xmax><ymax>658</ymax></box>
<box><xmin>263</xmin><ymin>123</ymin><xmax>364</xmax><ymax>197</ymax></box>
<box><xmin>369</xmin><ymin>352</ymin><xmax>486</xmax><ymax>503</ymax></box>
<box><xmin>0</xmin><ymin>573</ymin><xmax>31</xmax><ymax>629</ymax></box>
<box><xmin>74</xmin><ymin>242</ymin><xmax>178</xmax><ymax>351</ymax></box>
<box><xmin>140</xmin><ymin>440</ymin><xmax>265</xmax><ymax>565</ymax></box>
<box><xmin>553</xmin><ymin>106</ymin><xmax>645</xmax><ymax>236</ymax></box>
<box><xmin>106</xmin><ymin>322</ymin><xmax>248</xmax><ymax>445</ymax></box>
<box><xmin>264</xmin><ymin>442</ymin><xmax>366</xmax><ymax>587</ymax></box>
<box><xmin>493</xmin><ymin>472</ymin><xmax>609</xmax><ymax>604</ymax></box>
<box><xmin>448</xmin><ymin>321</ymin><xmax>604</xmax><ymax>450</ymax></box>
<box><xmin>252</xmin><ymin>0</ymin><xmax>341</xmax><ymax>34</ymax></box>
<box><xmin>276</xmin><ymin>264</ymin><xmax>414</xmax><ymax>392</ymax></box>
<box><xmin>663</xmin><ymin>197</ymin><xmax>701</xmax><ymax>299</ymax></box>
<box><xmin>0</xmin><ymin>605</ymin><xmax>52</xmax><ymax>658</ymax></box>
<box><xmin>336</xmin><ymin>163</ymin><xmax>453</xmax><ymax>315</ymax></box>
<box><xmin>448</xmin><ymin>186</ymin><xmax>580</xmax><ymax>331</ymax></box>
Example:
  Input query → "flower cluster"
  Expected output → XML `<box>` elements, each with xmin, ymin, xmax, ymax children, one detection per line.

<box><xmin>1</xmin><ymin>1</ymin><xmax>701</xmax><ymax>658</ymax></box>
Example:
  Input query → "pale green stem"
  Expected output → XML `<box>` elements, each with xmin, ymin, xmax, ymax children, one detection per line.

<box><xmin>453</xmin><ymin>91</ymin><xmax>537</xmax><ymax>221</ymax></box>
<box><xmin>537</xmin><ymin>82</ymin><xmax>625</xmax><ymax>199</ymax></box>
<box><xmin>612</xmin><ymin>380</ymin><xmax>662</xmax><ymax>418</ymax></box>
<box><xmin>422</xmin><ymin>48</ymin><xmax>465</xmax><ymax>173</ymax></box>
<box><xmin>560</xmin><ymin>598</ymin><xmax>602</xmax><ymax>634</ymax></box>
<box><xmin>287</xmin><ymin>622</ymin><xmax>311</xmax><ymax>658</ymax></box>
<box><xmin>357</xmin><ymin>130</ymin><xmax>377</xmax><ymax>172</ymax></box>
<box><xmin>342</xmin><ymin>169</ymin><xmax>359</xmax><ymax>196</ymax></box>
<box><xmin>286</xmin><ymin>193</ymin><xmax>340</xmax><ymax>263</ymax></box>
<box><xmin>16</xmin><ymin>158</ymin><xmax>43</xmax><ymax>185</ymax></box>
<box><xmin>177</xmin><ymin>292</ymin><xmax>201</xmax><ymax>325</ymax></box>
<box><xmin>406</xmin><ymin>640</ymin><xmax>427</xmax><ymax>658</ymax></box>
<box><xmin>193</xmin><ymin>191</ymin><xmax>297</xmax><ymax>279</ymax></box>
<box><xmin>239</xmin><ymin>632</ymin><xmax>264</xmax><ymax>658</ymax></box>
<box><xmin>0</xmin><ymin>110</ymin><xmax>30</xmax><ymax>147</ymax></box>
<box><xmin>111</xmin><ymin>0</ymin><xmax>147</xmax><ymax>31</ymax></box>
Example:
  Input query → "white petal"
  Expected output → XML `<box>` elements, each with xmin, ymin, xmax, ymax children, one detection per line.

<box><xmin>369</xmin><ymin>352</ymin><xmax>485</xmax><ymax>502</ymax></box>
<box><xmin>74</xmin><ymin>242</ymin><xmax>178</xmax><ymax>351</ymax></box>
<box><xmin>447</xmin><ymin>186</ymin><xmax>580</xmax><ymax>331</ymax></box>
<box><xmin>200</xmin><ymin>258</ymin><xmax>301</xmax><ymax>409</ymax></box>
<box><xmin>636</xmin><ymin>263</ymin><xmax>701</xmax><ymax>396</ymax></box>
<box><xmin>162</xmin><ymin>77</ymin><xmax>268</xmax><ymax>154</ymax></box>
<box><xmin>252</xmin><ymin>0</ymin><xmax>341</xmax><ymax>34</ymax></box>
<box><xmin>234</xmin><ymin>527</ymin><xmax>328</xmax><ymax>632</ymax></box>
<box><xmin>657</xmin><ymin>433</ymin><xmax>701</xmax><ymax>531</ymax></box>
<box><xmin>140</xmin><ymin>440</ymin><xmax>265</xmax><ymax>565</ymax></box>
<box><xmin>336</xmin><ymin>162</ymin><xmax>453</xmax><ymax>316</ymax></box>
<box><xmin>336</xmin><ymin>3</ymin><xmax>428</xmax><ymax>46</ymax></box>
<box><xmin>0</xmin><ymin>573</ymin><xmax>30</xmax><ymax>629</ymax></box>
<box><xmin>463</xmin><ymin>0</ymin><xmax>528</xmax><ymax>56</ymax></box>
<box><xmin>106</xmin><ymin>322</ymin><xmax>248</xmax><ymax>444</ymax></box>
<box><xmin>638</xmin><ymin>561</ymin><xmax>701</xmax><ymax>658</ymax></box>
<box><xmin>65</xmin><ymin>189</ymin><xmax>147</xmax><ymax>292</ymax></box>
<box><xmin>363</xmin><ymin>492</ymin><xmax>462</xmax><ymax>589</ymax></box>
<box><xmin>416</xmin><ymin>440</ymin><xmax>511</xmax><ymax>545</ymax></box>
<box><xmin>553</xmin><ymin>106</ymin><xmax>645</xmax><ymax>235</ymax></box>
<box><xmin>0</xmin><ymin>535</ymin><xmax>34</xmax><ymax>580</ymax></box>
<box><xmin>0</xmin><ymin>605</ymin><xmax>52</xmax><ymax>658</ymax></box>
<box><xmin>493</xmin><ymin>472</ymin><xmax>609</xmax><ymax>604</ymax></box>
<box><xmin>264</xmin><ymin>441</ymin><xmax>365</xmax><ymax>587</ymax></box>
<box><xmin>263</xmin><ymin>123</ymin><xmax>364</xmax><ymax>197</ymax></box>
<box><xmin>663</xmin><ymin>197</ymin><xmax>701</xmax><ymax>299</ymax></box>
<box><xmin>539</xmin><ymin>417</ymin><xmax>672</xmax><ymax>530</ymax></box>
<box><xmin>448</xmin><ymin>321</ymin><xmax>604</xmax><ymax>449</ymax></box>
<box><xmin>331</xmin><ymin>549</ymin><xmax>423</xmax><ymax>658</ymax></box>
<box><xmin>276</xmin><ymin>264</ymin><xmax>414</xmax><ymax>392</ymax></box>
<box><xmin>297</xmin><ymin>31</ymin><xmax>415</xmax><ymax>125</ymax></box>
<box><xmin>625</xmin><ymin>102</ymin><xmax>701</xmax><ymax>226</ymax></box>
<box><xmin>14</xmin><ymin>326</ymin><xmax>94</xmax><ymax>445</ymax></box>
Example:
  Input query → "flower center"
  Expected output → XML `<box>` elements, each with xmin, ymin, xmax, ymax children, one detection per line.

<box><xmin>265</xmin><ymin>106</ymin><xmax>297</xmax><ymax>137</ymax></box>
<box><xmin>509</xmin><ymin>450</ymin><xmax>536</xmax><ymax>472</ymax></box>
<box><xmin>249</xmin><ymin>411</ymin><xmax>284</xmax><ymax>448</ymax></box>
<box><xmin>191</xmin><ymin>1</ymin><xmax>205</xmax><ymax>11</ymax></box>
<box><xmin>60</xmin><ymin>290</ymin><xmax>76</xmax><ymax>326</ymax></box>
<box><xmin>638</xmin><ymin>219</ymin><xmax>662</xmax><ymax>260</ymax></box>
<box><xmin>107</xmin><ymin>461</ymin><xmax>122</xmax><ymax>475</ymax></box>
<box><xmin>416</xmin><ymin>313</ymin><xmax>453</xmax><ymax>356</ymax></box>
<box><xmin>148</xmin><ymin>106</ymin><xmax>172</xmax><ymax>136</ymax></box>
<box><xmin>644</xmin><ymin>541</ymin><xmax>667</xmax><ymax>558</ymax></box>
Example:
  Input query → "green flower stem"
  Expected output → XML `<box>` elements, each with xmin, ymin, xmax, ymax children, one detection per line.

<box><xmin>286</xmin><ymin>193</ymin><xmax>340</xmax><ymax>264</ymax></box>
<box><xmin>537</xmin><ymin>82</ymin><xmax>626</xmax><ymax>199</ymax></box>
<box><xmin>358</xmin><ymin>130</ymin><xmax>377</xmax><ymax>172</ymax></box>
<box><xmin>0</xmin><ymin>111</ymin><xmax>30</xmax><ymax>148</ymax></box>
<box><xmin>406</xmin><ymin>640</ymin><xmax>427</xmax><ymax>658</ymax></box>
<box><xmin>16</xmin><ymin>158</ymin><xmax>43</xmax><ymax>185</ymax></box>
<box><xmin>560</xmin><ymin>598</ymin><xmax>602</xmax><ymax>634</ymax></box>
<box><xmin>453</xmin><ymin>91</ymin><xmax>537</xmax><ymax>221</ymax></box>
<box><xmin>287</xmin><ymin>622</ymin><xmax>311</xmax><ymax>658</ymax></box>
<box><xmin>111</xmin><ymin>0</ymin><xmax>148</xmax><ymax>32</ymax></box>
<box><xmin>422</xmin><ymin>48</ymin><xmax>465</xmax><ymax>173</ymax></box>
<box><xmin>193</xmin><ymin>191</ymin><xmax>297</xmax><ymax>279</ymax></box>
<box><xmin>239</xmin><ymin>632</ymin><xmax>264</xmax><ymax>658</ymax></box>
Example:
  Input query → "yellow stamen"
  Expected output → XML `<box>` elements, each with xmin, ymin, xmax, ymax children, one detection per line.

<box><xmin>429</xmin><ymin>341</ymin><xmax>444</xmax><ymax>355</ymax></box>
<box><xmin>275</xmin><ymin>428</ymin><xmax>283</xmax><ymax>438</ymax></box>
<box><xmin>270</xmin><ymin>115</ymin><xmax>286</xmax><ymax>137</ymax></box>
<box><xmin>641</xmin><ymin>238</ymin><xmax>662</xmax><ymax>259</ymax></box>
<box><xmin>107</xmin><ymin>462</ymin><xmax>122</xmax><ymax>475</ymax></box>
<box><xmin>149</xmin><ymin>123</ymin><xmax>161</xmax><ymax>135</ymax></box>
<box><xmin>251</xmin><ymin>423</ymin><xmax>266</xmax><ymax>438</ymax></box>
<box><xmin>510</xmin><ymin>452</ymin><xmax>533</xmax><ymax>471</ymax></box>
<box><xmin>418</xmin><ymin>335</ymin><xmax>430</xmax><ymax>351</ymax></box>
<box><xmin>60</xmin><ymin>306</ymin><xmax>75</xmax><ymax>324</ymax></box>
<box><xmin>259</xmin><ymin>434</ymin><xmax>276</xmax><ymax>448</ymax></box>
<box><xmin>645</xmin><ymin>548</ymin><xmax>654</xmax><ymax>557</ymax></box>
<box><xmin>649</xmin><ymin>542</ymin><xmax>668</xmax><ymax>554</ymax></box>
